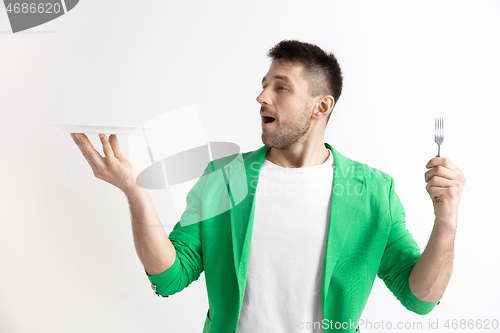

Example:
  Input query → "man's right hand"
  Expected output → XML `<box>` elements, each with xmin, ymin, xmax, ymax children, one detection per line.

<box><xmin>71</xmin><ymin>132</ymin><xmax>176</xmax><ymax>277</ymax></box>
<box><xmin>70</xmin><ymin>133</ymin><xmax>140</xmax><ymax>195</ymax></box>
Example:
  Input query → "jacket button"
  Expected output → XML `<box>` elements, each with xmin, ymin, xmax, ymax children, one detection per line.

<box><xmin>150</xmin><ymin>284</ymin><xmax>169</xmax><ymax>298</ymax></box>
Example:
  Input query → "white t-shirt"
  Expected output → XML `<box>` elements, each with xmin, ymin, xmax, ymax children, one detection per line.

<box><xmin>237</xmin><ymin>149</ymin><xmax>334</xmax><ymax>333</ymax></box>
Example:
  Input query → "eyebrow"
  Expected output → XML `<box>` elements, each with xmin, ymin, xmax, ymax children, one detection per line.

<box><xmin>262</xmin><ymin>75</ymin><xmax>294</xmax><ymax>86</ymax></box>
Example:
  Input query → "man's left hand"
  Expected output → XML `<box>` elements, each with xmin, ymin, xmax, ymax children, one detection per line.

<box><xmin>425</xmin><ymin>157</ymin><xmax>466</xmax><ymax>228</ymax></box>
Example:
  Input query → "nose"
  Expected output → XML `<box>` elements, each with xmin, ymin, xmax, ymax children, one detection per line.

<box><xmin>256</xmin><ymin>87</ymin><xmax>271</xmax><ymax>106</ymax></box>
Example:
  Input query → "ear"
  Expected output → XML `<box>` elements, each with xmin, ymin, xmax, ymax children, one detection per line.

<box><xmin>312</xmin><ymin>95</ymin><xmax>335</xmax><ymax>120</ymax></box>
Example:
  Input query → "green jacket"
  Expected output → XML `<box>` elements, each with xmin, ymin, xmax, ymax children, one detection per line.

<box><xmin>147</xmin><ymin>143</ymin><xmax>441</xmax><ymax>332</ymax></box>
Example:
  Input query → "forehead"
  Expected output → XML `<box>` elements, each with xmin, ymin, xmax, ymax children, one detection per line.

<box><xmin>262</xmin><ymin>60</ymin><xmax>306</xmax><ymax>86</ymax></box>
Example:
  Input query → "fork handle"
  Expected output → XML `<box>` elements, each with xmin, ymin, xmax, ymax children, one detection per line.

<box><xmin>435</xmin><ymin>150</ymin><xmax>441</xmax><ymax>201</ymax></box>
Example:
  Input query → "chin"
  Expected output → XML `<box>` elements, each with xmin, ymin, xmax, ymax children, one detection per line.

<box><xmin>261</xmin><ymin>134</ymin><xmax>269</xmax><ymax>147</ymax></box>
<box><xmin>261</xmin><ymin>135</ymin><xmax>275</xmax><ymax>148</ymax></box>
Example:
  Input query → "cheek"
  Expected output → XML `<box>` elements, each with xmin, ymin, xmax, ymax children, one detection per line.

<box><xmin>277</xmin><ymin>97</ymin><xmax>300</xmax><ymax>113</ymax></box>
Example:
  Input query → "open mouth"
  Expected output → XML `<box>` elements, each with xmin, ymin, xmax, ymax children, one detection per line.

<box><xmin>263</xmin><ymin>116</ymin><xmax>275</xmax><ymax>124</ymax></box>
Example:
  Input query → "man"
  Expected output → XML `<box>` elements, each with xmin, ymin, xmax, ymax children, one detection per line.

<box><xmin>70</xmin><ymin>40</ymin><xmax>466</xmax><ymax>332</ymax></box>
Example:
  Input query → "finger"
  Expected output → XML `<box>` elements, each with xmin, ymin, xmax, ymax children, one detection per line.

<box><xmin>424</xmin><ymin>165</ymin><xmax>457</xmax><ymax>182</ymax></box>
<box><xmin>108</xmin><ymin>134</ymin><xmax>124</xmax><ymax>159</ymax></box>
<box><xmin>71</xmin><ymin>133</ymin><xmax>99</xmax><ymax>170</ymax></box>
<box><xmin>72</xmin><ymin>133</ymin><xmax>105</xmax><ymax>170</ymax></box>
<box><xmin>426</xmin><ymin>157</ymin><xmax>459</xmax><ymax>172</ymax></box>
<box><xmin>426</xmin><ymin>175</ymin><xmax>454</xmax><ymax>190</ymax></box>
<box><xmin>99</xmin><ymin>134</ymin><xmax>116</xmax><ymax>160</ymax></box>
<box><xmin>425</xmin><ymin>185</ymin><xmax>448</xmax><ymax>202</ymax></box>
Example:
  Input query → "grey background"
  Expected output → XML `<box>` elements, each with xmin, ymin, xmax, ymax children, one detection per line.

<box><xmin>1</xmin><ymin>1</ymin><xmax>499</xmax><ymax>332</ymax></box>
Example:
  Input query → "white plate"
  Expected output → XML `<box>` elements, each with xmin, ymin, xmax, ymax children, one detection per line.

<box><xmin>47</xmin><ymin>124</ymin><xmax>157</xmax><ymax>135</ymax></box>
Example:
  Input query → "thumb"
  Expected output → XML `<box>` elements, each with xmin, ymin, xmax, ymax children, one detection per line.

<box><xmin>108</xmin><ymin>134</ymin><xmax>124</xmax><ymax>158</ymax></box>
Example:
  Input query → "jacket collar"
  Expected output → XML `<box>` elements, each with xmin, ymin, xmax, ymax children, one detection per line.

<box><xmin>227</xmin><ymin>143</ymin><xmax>365</xmax><ymax>305</ymax></box>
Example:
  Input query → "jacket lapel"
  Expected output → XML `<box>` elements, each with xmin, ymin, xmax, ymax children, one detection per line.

<box><xmin>228</xmin><ymin>145</ymin><xmax>269</xmax><ymax>302</ymax></box>
<box><xmin>322</xmin><ymin>143</ymin><xmax>365</xmax><ymax>307</ymax></box>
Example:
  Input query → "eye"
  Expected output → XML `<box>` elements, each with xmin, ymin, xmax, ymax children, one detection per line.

<box><xmin>277</xmin><ymin>86</ymin><xmax>286</xmax><ymax>91</ymax></box>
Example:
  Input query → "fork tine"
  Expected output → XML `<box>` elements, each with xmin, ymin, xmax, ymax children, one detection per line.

<box><xmin>434</xmin><ymin>117</ymin><xmax>444</xmax><ymax>157</ymax></box>
<box><xmin>436</xmin><ymin>117</ymin><xmax>443</xmax><ymax>138</ymax></box>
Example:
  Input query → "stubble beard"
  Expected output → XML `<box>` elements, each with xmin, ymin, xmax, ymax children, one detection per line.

<box><xmin>261</xmin><ymin>102</ymin><xmax>312</xmax><ymax>150</ymax></box>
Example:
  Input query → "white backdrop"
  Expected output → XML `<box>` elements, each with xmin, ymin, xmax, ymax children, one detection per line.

<box><xmin>1</xmin><ymin>1</ymin><xmax>499</xmax><ymax>332</ymax></box>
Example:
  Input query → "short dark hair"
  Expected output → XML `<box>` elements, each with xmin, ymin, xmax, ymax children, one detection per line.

<box><xmin>267</xmin><ymin>40</ymin><xmax>343</xmax><ymax>123</ymax></box>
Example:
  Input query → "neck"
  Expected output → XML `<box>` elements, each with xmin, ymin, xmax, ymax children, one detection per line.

<box><xmin>265</xmin><ymin>135</ymin><xmax>330</xmax><ymax>168</ymax></box>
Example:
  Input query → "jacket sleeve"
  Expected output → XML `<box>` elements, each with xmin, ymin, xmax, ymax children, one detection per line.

<box><xmin>377</xmin><ymin>177</ymin><xmax>442</xmax><ymax>315</ymax></box>
<box><xmin>145</xmin><ymin>162</ymin><xmax>212</xmax><ymax>297</ymax></box>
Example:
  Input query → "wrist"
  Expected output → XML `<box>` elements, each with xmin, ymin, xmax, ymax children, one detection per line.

<box><xmin>123</xmin><ymin>184</ymin><xmax>147</xmax><ymax>199</ymax></box>
<box><xmin>434</xmin><ymin>216</ymin><xmax>458</xmax><ymax>232</ymax></box>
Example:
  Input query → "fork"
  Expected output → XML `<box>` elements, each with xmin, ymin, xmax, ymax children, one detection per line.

<box><xmin>434</xmin><ymin>117</ymin><xmax>444</xmax><ymax>157</ymax></box>
<box><xmin>434</xmin><ymin>117</ymin><xmax>444</xmax><ymax>202</ymax></box>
